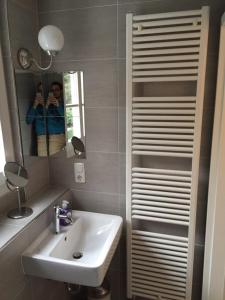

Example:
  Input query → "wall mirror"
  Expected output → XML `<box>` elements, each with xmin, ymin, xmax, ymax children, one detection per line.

<box><xmin>14</xmin><ymin>70</ymin><xmax>86</xmax><ymax>158</ymax></box>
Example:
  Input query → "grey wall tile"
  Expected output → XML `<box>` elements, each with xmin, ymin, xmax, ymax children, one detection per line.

<box><xmin>50</xmin><ymin>151</ymin><xmax>120</xmax><ymax>193</ymax></box>
<box><xmin>200</xmin><ymin>54</ymin><xmax>218</xmax><ymax>160</ymax></box>
<box><xmin>49</xmin><ymin>154</ymin><xmax>74</xmax><ymax>188</ymax></box>
<box><xmin>204</xmin><ymin>54</ymin><xmax>218</xmax><ymax>108</ymax></box>
<box><xmin>38</xmin><ymin>0</ymin><xmax>116</xmax><ymax>12</ymax></box>
<box><xmin>73</xmin><ymin>152</ymin><xmax>120</xmax><ymax>193</ymax></box>
<box><xmin>25</xmin><ymin>156</ymin><xmax>49</xmax><ymax>198</ymax></box>
<box><xmin>70</xmin><ymin>189</ymin><xmax>120</xmax><ymax>215</ymax></box>
<box><xmin>195</xmin><ymin>157</ymin><xmax>210</xmax><ymax>245</ymax></box>
<box><xmin>52</xmin><ymin>59</ymin><xmax>118</xmax><ymax>108</ymax></box>
<box><xmin>207</xmin><ymin>5</ymin><xmax>225</xmax><ymax>55</ymax></box>
<box><xmin>0</xmin><ymin>226</ymin><xmax>30</xmax><ymax>300</ymax></box>
<box><xmin>12</xmin><ymin>0</ymin><xmax>38</xmax><ymax>12</ymax></box>
<box><xmin>8</xmin><ymin>1</ymin><xmax>39</xmax><ymax>45</ymax></box>
<box><xmin>15</xmin><ymin>282</ymin><xmax>33</xmax><ymax>300</ymax></box>
<box><xmin>119</xmin><ymin>108</ymin><xmax>126</xmax><ymax>153</ymax></box>
<box><xmin>118</xmin><ymin>59</ymin><xmax>126</xmax><ymax>107</ymax></box>
<box><xmin>119</xmin><ymin>154</ymin><xmax>126</xmax><ymax>195</ymax></box>
<box><xmin>200</xmin><ymin>105</ymin><xmax>214</xmax><ymax>159</ymax></box>
<box><xmin>119</xmin><ymin>271</ymin><xmax>127</xmax><ymax>300</ymax></box>
<box><xmin>0</xmin><ymin>190</ymin><xmax>18</xmax><ymax>215</ymax></box>
<box><xmin>192</xmin><ymin>245</ymin><xmax>205</xmax><ymax>300</ymax></box>
<box><xmin>107</xmin><ymin>269</ymin><xmax>124</xmax><ymax>300</ymax></box>
<box><xmin>195</xmin><ymin>185</ymin><xmax>208</xmax><ymax>245</ymax></box>
<box><xmin>110</xmin><ymin>244</ymin><xmax>121</xmax><ymax>272</ymax></box>
<box><xmin>86</xmin><ymin>107</ymin><xmax>118</xmax><ymax>152</ymax></box>
<box><xmin>119</xmin><ymin>194</ymin><xmax>126</xmax><ymax>221</ymax></box>
<box><xmin>27</xmin><ymin>207</ymin><xmax>52</xmax><ymax>240</ymax></box>
<box><xmin>31</xmin><ymin>277</ymin><xmax>67</xmax><ymax>300</ymax></box>
<box><xmin>39</xmin><ymin>5</ymin><xmax>117</xmax><ymax>60</ymax></box>
<box><xmin>118</xmin><ymin>0</ymin><xmax>155</xmax><ymax>3</ymax></box>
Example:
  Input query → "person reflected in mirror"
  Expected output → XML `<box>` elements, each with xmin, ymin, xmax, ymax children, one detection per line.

<box><xmin>26</xmin><ymin>82</ymin><xmax>47</xmax><ymax>156</ymax></box>
<box><xmin>46</xmin><ymin>81</ymin><xmax>65</xmax><ymax>155</ymax></box>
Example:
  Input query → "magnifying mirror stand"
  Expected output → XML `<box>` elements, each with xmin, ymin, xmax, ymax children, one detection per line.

<box><xmin>7</xmin><ymin>187</ymin><xmax>33</xmax><ymax>219</ymax></box>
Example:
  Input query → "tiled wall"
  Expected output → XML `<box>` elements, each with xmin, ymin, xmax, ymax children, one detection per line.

<box><xmin>0</xmin><ymin>0</ymin><xmax>225</xmax><ymax>299</ymax></box>
<box><xmin>0</xmin><ymin>1</ymin><xmax>55</xmax><ymax>299</ymax></box>
<box><xmin>40</xmin><ymin>0</ymin><xmax>225</xmax><ymax>299</ymax></box>
<box><xmin>0</xmin><ymin>0</ymin><xmax>50</xmax><ymax>204</ymax></box>
<box><xmin>0</xmin><ymin>190</ymin><xmax>73</xmax><ymax>300</ymax></box>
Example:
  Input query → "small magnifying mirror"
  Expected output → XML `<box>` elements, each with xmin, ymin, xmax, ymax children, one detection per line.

<box><xmin>4</xmin><ymin>162</ymin><xmax>33</xmax><ymax>219</ymax></box>
<box><xmin>71</xmin><ymin>136</ymin><xmax>85</xmax><ymax>158</ymax></box>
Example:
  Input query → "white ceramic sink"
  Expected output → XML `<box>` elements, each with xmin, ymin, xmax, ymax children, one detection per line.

<box><xmin>22</xmin><ymin>210</ymin><xmax>123</xmax><ymax>286</ymax></box>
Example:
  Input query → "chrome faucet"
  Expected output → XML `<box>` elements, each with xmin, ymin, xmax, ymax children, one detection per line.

<box><xmin>54</xmin><ymin>205</ymin><xmax>73</xmax><ymax>234</ymax></box>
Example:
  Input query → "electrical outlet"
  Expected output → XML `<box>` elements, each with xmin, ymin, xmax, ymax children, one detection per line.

<box><xmin>74</xmin><ymin>162</ymin><xmax>85</xmax><ymax>183</ymax></box>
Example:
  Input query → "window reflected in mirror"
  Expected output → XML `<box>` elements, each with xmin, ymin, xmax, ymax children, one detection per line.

<box><xmin>63</xmin><ymin>71</ymin><xmax>85</xmax><ymax>147</ymax></box>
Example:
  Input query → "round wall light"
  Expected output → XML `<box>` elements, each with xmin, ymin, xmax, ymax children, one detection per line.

<box><xmin>17</xmin><ymin>25</ymin><xmax>64</xmax><ymax>70</ymax></box>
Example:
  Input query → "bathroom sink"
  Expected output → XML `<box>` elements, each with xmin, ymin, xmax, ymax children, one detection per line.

<box><xmin>22</xmin><ymin>210</ymin><xmax>123</xmax><ymax>286</ymax></box>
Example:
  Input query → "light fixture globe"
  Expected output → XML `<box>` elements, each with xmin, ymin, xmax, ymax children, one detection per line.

<box><xmin>17</xmin><ymin>25</ymin><xmax>64</xmax><ymax>70</ymax></box>
<box><xmin>38</xmin><ymin>25</ymin><xmax>64</xmax><ymax>55</ymax></box>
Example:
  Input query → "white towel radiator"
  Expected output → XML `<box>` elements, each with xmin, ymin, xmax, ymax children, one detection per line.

<box><xmin>126</xmin><ymin>7</ymin><xmax>209</xmax><ymax>300</ymax></box>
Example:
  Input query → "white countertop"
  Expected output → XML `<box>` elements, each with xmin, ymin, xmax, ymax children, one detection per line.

<box><xmin>0</xmin><ymin>186</ymin><xmax>68</xmax><ymax>251</ymax></box>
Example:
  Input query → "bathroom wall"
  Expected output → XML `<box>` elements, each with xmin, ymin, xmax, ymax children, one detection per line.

<box><xmin>0</xmin><ymin>0</ymin><xmax>223</xmax><ymax>299</ymax></box>
<box><xmin>0</xmin><ymin>1</ymin><xmax>60</xmax><ymax>300</ymax></box>
<box><xmin>0</xmin><ymin>0</ymin><xmax>50</xmax><ymax>211</ymax></box>
<box><xmin>39</xmin><ymin>0</ymin><xmax>225</xmax><ymax>299</ymax></box>
<box><xmin>0</xmin><ymin>190</ymin><xmax>72</xmax><ymax>300</ymax></box>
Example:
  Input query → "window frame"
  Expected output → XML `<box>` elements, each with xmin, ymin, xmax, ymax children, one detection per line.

<box><xmin>65</xmin><ymin>71</ymin><xmax>85</xmax><ymax>142</ymax></box>
<box><xmin>64</xmin><ymin>71</ymin><xmax>85</xmax><ymax>159</ymax></box>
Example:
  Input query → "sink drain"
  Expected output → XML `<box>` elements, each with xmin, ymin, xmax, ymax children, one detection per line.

<box><xmin>73</xmin><ymin>252</ymin><xmax>83</xmax><ymax>259</ymax></box>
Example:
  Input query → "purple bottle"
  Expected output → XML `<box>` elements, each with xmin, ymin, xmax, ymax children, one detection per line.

<box><xmin>60</xmin><ymin>200</ymin><xmax>72</xmax><ymax>226</ymax></box>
